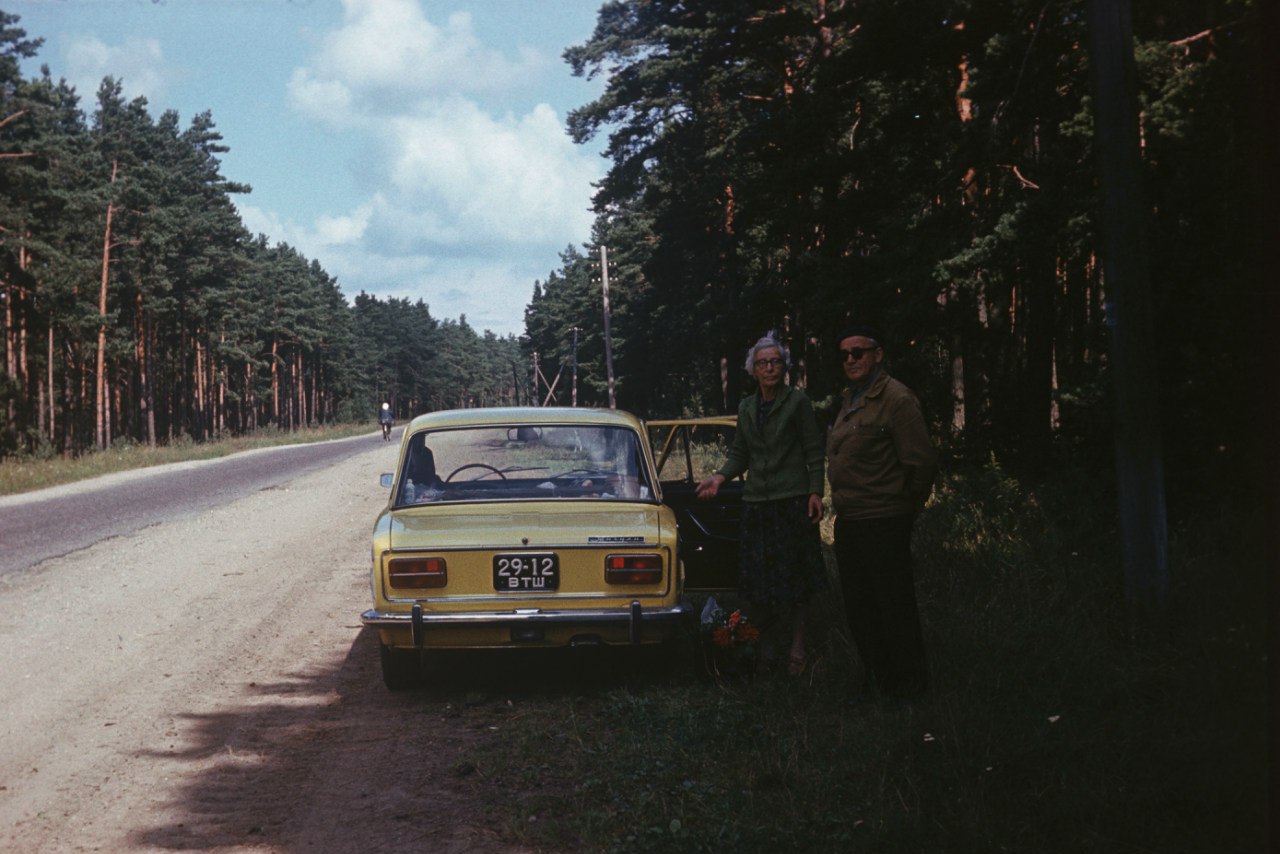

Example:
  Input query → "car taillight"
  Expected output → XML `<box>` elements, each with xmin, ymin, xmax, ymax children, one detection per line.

<box><xmin>388</xmin><ymin>557</ymin><xmax>447</xmax><ymax>589</ymax></box>
<box><xmin>605</xmin><ymin>554</ymin><xmax>663</xmax><ymax>584</ymax></box>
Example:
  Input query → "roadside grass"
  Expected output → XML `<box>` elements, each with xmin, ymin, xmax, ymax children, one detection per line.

<box><xmin>458</xmin><ymin>460</ymin><xmax>1267</xmax><ymax>853</ymax></box>
<box><xmin>0</xmin><ymin>422</ymin><xmax>380</xmax><ymax>496</ymax></box>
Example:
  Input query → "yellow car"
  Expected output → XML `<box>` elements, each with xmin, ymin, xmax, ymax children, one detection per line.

<box><xmin>363</xmin><ymin>407</ymin><xmax>718</xmax><ymax>689</ymax></box>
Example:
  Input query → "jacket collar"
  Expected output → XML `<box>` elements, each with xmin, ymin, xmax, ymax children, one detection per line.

<box><xmin>749</xmin><ymin>383</ymin><xmax>793</xmax><ymax>417</ymax></box>
<box><xmin>842</xmin><ymin>369</ymin><xmax>889</xmax><ymax>412</ymax></box>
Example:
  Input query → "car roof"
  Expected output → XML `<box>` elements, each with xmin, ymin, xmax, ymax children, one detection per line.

<box><xmin>404</xmin><ymin>406</ymin><xmax>646</xmax><ymax>432</ymax></box>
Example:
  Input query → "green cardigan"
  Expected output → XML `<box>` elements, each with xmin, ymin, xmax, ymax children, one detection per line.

<box><xmin>717</xmin><ymin>384</ymin><xmax>825</xmax><ymax>502</ymax></box>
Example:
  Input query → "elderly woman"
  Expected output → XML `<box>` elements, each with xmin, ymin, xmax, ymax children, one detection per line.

<box><xmin>696</xmin><ymin>333</ymin><xmax>827</xmax><ymax>676</ymax></box>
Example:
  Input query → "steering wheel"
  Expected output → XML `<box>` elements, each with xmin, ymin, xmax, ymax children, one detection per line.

<box><xmin>445</xmin><ymin>463</ymin><xmax>508</xmax><ymax>482</ymax></box>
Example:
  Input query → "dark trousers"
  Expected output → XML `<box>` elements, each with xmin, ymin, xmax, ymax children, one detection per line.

<box><xmin>833</xmin><ymin>514</ymin><xmax>928</xmax><ymax>697</ymax></box>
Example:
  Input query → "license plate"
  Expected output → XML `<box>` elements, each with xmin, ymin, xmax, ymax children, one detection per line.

<box><xmin>493</xmin><ymin>553</ymin><xmax>559</xmax><ymax>591</ymax></box>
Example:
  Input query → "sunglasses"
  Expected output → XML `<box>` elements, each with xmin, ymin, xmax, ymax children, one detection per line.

<box><xmin>840</xmin><ymin>346</ymin><xmax>879</xmax><ymax>361</ymax></box>
<box><xmin>756</xmin><ymin>358</ymin><xmax>786</xmax><ymax>368</ymax></box>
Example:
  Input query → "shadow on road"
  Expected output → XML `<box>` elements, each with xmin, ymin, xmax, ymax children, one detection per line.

<box><xmin>128</xmin><ymin>629</ymin><xmax>691</xmax><ymax>853</ymax></box>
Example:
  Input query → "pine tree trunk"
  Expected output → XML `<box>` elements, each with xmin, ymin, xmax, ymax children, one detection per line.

<box><xmin>96</xmin><ymin>160</ymin><xmax>119</xmax><ymax>451</ymax></box>
<box><xmin>296</xmin><ymin>350</ymin><xmax>306</xmax><ymax>428</ymax></box>
<box><xmin>63</xmin><ymin>343</ymin><xmax>76</xmax><ymax>455</ymax></box>
<box><xmin>38</xmin><ymin>326</ymin><xmax>48</xmax><ymax>443</ymax></box>
<box><xmin>216</xmin><ymin>330</ymin><xmax>226</xmax><ymax>436</ymax></box>
<box><xmin>3</xmin><ymin>284</ymin><xmax>12</xmax><ymax>435</ymax></box>
<box><xmin>243</xmin><ymin>362</ymin><xmax>253</xmax><ymax>434</ymax></box>
<box><xmin>45</xmin><ymin>324</ymin><xmax>54</xmax><ymax>444</ymax></box>
<box><xmin>271</xmin><ymin>334</ymin><xmax>280</xmax><ymax>427</ymax></box>
<box><xmin>950</xmin><ymin>335</ymin><xmax>966</xmax><ymax>437</ymax></box>
<box><xmin>1022</xmin><ymin>251</ymin><xmax>1056</xmax><ymax>451</ymax></box>
<box><xmin>103</xmin><ymin>370</ymin><xmax>112</xmax><ymax>450</ymax></box>
<box><xmin>17</xmin><ymin>292</ymin><xmax>28</xmax><ymax>450</ymax></box>
<box><xmin>194</xmin><ymin>334</ymin><xmax>206</xmax><ymax>440</ymax></box>
<box><xmin>146</xmin><ymin>314</ymin><xmax>156</xmax><ymax>447</ymax></box>
<box><xmin>216</xmin><ymin>360</ymin><xmax>225</xmax><ymax>436</ymax></box>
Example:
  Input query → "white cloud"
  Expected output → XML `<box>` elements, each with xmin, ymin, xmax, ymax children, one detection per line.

<box><xmin>375</xmin><ymin>257</ymin><xmax>543</xmax><ymax>335</ymax></box>
<box><xmin>285</xmin><ymin>68</ymin><xmax>353</xmax><ymax>123</ymax></box>
<box><xmin>377</xmin><ymin>98</ymin><xmax>598</xmax><ymax>248</ymax></box>
<box><xmin>314</xmin><ymin>205</ymin><xmax>374</xmax><ymax>245</ymax></box>
<box><xmin>63</xmin><ymin>34</ymin><xmax>170</xmax><ymax>104</ymax></box>
<box><xmin>236</xmin><ymin>199</ymin><xmax>551</xmax><ymax>337</ymax></box>
<box><xmin>267</xmin><ymin>0</ymin><xmax>603</xmax><ymax>335</ymax></box>
<box><xmin>288</xmin><ymin>0</ymin><xmax>548</xmax><ymax>120</ymax></box>
<box><xmin>237</xmin><ymin>201</ymin><xmax>371</xmax><ymax>252</ymax></box>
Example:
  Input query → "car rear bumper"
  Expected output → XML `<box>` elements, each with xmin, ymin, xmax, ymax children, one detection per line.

<box><xmin>361</xmin><ymin>600</ymin><xmax>691</xmax><ymax>647</ymax></box>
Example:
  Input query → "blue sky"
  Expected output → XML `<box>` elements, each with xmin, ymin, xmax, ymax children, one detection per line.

<box><xmin>8</xmin><ymin>0</ymin><xmax>610</xmax><ymax>336</ymax></box>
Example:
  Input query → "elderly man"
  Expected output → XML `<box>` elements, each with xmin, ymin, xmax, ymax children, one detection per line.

<box><xmin>826</xmin><ymin>325</ymin><xmax>937</xmax><ymax>701</ymax></box>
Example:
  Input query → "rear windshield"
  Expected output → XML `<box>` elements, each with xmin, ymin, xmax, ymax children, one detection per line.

<box><xmin>396</xmin><ymin>424</ymin><xmax>655</xmax><ymax>506</ymax></box>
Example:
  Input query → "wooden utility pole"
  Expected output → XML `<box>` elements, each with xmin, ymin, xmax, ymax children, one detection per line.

<box><xmin>1087</xmin><ymin>0</ymin><xmax>1169</xmax><ymax>625</ymax></box>
<box><xmin>570</xmin><ymin>326</ymin><xmax>580</xmax><ymax>407</ymax></box>
<box><xmin>599</xmin><ymin>246</ymin><xmax>616</xmax><ymax>408</ymax></box>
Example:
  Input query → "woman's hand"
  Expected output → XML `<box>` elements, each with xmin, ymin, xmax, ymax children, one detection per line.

<box><xmin>807</xmin><ymin>493</ymin><xmax>824</xmax><ymax>523</ymax></box>
<box><xmin>695</xmin><ymin>473</ymin><xmax>725</xmax><ymax>499</ymax></box>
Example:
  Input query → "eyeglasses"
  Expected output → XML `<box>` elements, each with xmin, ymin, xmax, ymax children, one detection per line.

<box><xmin>756</xmin><ymin>358</ymin><xmax>786</xmax><ymax>369</ymax></box>
<box><xmin>840</xmin><ymin>346</ymin><xmax>878</xmax><ymax>361</ymax></box>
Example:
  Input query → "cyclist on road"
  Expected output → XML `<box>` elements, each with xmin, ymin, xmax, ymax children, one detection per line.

<box><xmin>378</xmin><ymin>402</ymin><xmax>394</xmax><ymax>440</ymax></box>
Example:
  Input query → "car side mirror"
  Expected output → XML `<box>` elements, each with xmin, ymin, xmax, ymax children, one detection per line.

<box><xmin>380</xmin><ymin>472</ymin><xmax>394</xmax><ymax>489</ymax></box>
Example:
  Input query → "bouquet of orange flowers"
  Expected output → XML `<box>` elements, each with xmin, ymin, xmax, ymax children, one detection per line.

<box><xmin>707</xmin><ymin>607</ymin><xmax>760</xmax><ymax>649</ymax></box>
<box><xmin>700</xmin><ymin>598</ymin><xmax>760</xmax><ymax>680</ymax></box>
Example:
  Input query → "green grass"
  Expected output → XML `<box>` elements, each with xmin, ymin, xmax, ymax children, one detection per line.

<box><xmin>0</xmin><ymin>422</ymin><xmax>380</xmax><ymax>496</ymax></box>
<box><xmin>452</xmin><ymin>460</ymin><xmax>1268</xmax><ymax>853</ymax></box>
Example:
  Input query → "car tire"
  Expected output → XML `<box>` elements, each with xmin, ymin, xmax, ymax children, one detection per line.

<box><xmin>379</xmin><ymin>643</ymin><xmax>424</xmax><ymax>691</ymax></box>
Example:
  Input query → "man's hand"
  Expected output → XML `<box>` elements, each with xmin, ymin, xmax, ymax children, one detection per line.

<box><xmin>808</xmin><ymin>493</ymin><xmax>824</xmax><ymax>523</ymax></box>
<box><xmin>695</xmin><ymin>473</ymin><xmax>725</xmax><ymax>499</ymax></box>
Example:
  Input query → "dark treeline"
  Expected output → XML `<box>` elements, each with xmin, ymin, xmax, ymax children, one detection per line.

<box><xmin>526</xmin><ymin>0</ymin><xmax>1262</xmax><ymax>489</ymax></box>
<box><xmin>0</xmin><ymin>12</ymin><xmax>526</xmax><ymax>457</ymax></box>
<box><xmin>3</xmin><ymin>3</ymin><xmax>1265</xmax><ymax>486</ymax></box>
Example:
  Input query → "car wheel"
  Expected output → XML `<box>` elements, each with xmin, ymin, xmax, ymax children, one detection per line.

<box><xmin>379</xmin><ymin>643</ymin><xmax>424</xmax><ymax>691</ymax></box>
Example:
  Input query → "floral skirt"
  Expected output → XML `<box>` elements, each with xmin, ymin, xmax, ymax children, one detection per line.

<box><xmin>737</xmin><ymin>495</ymin><xmax>829</xmax><ymax>608</ymax></box>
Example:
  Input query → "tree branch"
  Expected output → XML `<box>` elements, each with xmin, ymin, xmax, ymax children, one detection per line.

<box><xmin>0</xmin><ymin>109</ymin><xmax>29</xmax><ymax>129</ymax></box>
<box><xmin>998</xmin><ymin>163</ymin><xmax>1042</xmax><ymax>189</ymax></box>
<box><xmin>1170</xmin><ymin>22</ymin><xmax>1240</xmax><ymax>47</ymax></box>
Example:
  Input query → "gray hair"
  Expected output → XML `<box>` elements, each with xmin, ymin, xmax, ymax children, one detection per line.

<box><xmin>744</xmin><ymin>331</ymin><xmax>790</xmax><ymax>374</ymax></box>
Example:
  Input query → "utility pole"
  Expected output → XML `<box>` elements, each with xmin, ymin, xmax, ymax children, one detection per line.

<box><xmin>531</xmin><ymin>351</ymin><xmax>541</xmax><ymax>406</ymax></box>
<box><xmin>599</xmin><ymin>246</ymin><xmax>617</xmax><ymax>408</ymax></box>
<box><xmin>569</xmin><ymin>326</ymin><xmax>580</xmax><ymax>407</ymax></box>
<box><xmin>1088</xmin><ymin>0</ymin><xmax>1169</xmax><ymax>628</ymax></box>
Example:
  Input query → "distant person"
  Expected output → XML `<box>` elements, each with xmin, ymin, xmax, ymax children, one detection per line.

<box><xmin>696</xmin><ymin>332</ymin><xmax>827</xmax><ymax>677</ymax></box>
<box><xmin>826</xmin><ymin>325</ymin><xmax>937</xmax><ymax>701</ymax></box>
<box><xmin>378</xmin><ymin>402</ymin><xmax>393</xmax><ymax>441</ymax></box>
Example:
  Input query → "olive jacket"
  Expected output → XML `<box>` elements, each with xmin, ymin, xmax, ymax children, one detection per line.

<box><xmin>717</xmin><ymin>384</ymin><xmax>825</xmax><ymax>503</ymax></box>
<box><xmin>826</xmin><ymin>369</ymin><xmax>937</xmax><ymax>519</ymax></box>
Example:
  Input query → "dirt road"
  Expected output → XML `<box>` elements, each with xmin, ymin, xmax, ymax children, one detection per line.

<box><xmin>0</xmin><ymin>442</ymin><xmax>528</xmax><ymax>853</ymax></box>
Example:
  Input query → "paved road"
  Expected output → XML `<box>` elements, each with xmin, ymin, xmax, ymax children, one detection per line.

<box><xmin>0</xmin><ymin>428</ymin><xmax>402</xmax><ymax>578</ymax></box>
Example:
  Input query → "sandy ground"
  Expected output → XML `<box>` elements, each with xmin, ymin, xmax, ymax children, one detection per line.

<box><xmin>0</xmin><ymin>443</ymin><xmax>529</xmax><ymax>853</ymax></box>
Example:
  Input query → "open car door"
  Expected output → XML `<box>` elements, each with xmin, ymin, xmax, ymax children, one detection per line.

<box><xmin>648</xmin><ymin>418</ymin><xmax>741</xmax><ymax>593</ymax></box>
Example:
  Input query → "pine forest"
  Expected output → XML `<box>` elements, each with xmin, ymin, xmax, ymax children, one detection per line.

<box><xmin>0</xmin><ymin>1</ymin><xmax>1264</xmax><ymax>502</ymax></box>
